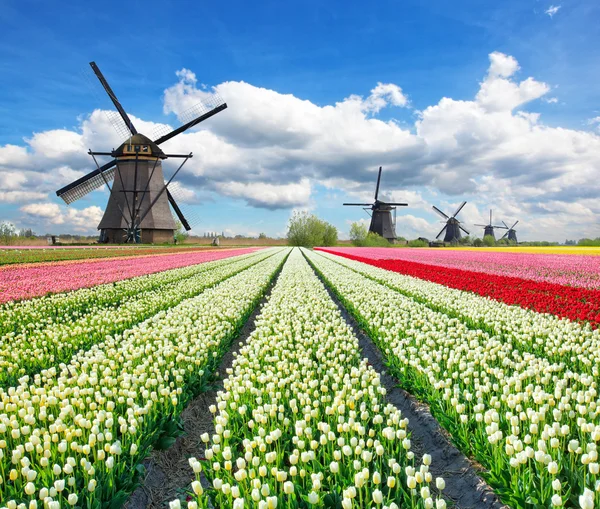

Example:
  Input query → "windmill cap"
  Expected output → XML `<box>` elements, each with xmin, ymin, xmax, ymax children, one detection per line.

<box><xmin>113</xmin><ymin>133</ymin><xmax>166</xmax><ymax>159</ymax></box>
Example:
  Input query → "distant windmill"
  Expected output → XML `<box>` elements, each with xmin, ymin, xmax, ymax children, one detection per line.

<box><xmin>500</xmin><ymin>220</ymin><xmax>519</xmax><ymax>242</ymax></box>
<box><xmin>432</xmin><ymin>201</ymin><xmax>469</xmax><ymax>243</ymax></box>
<box><xmin>55</xmin><ymin>61</ymin><xmax>227</xmax><ymax>243</ymax></box>
<box><xmin>343</xmin><ymin>166</ymin><xmax>407</xmax><ymax>242</ymax></box>
<box><xmin>475</xmin><ymin>210</ymin><xmax>507</xmax><ymax>240</ymax></box>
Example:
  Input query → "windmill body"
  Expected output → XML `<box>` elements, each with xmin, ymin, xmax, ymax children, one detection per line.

<box><xmin>56</xmin><ymin>62</ymin><xmax>227</xmax><ymax>244</ymax></box>
<box><xmin>432</xmin><ymin>201</ymin><xmax>469</xmax><ymax>243</ymax></box>
<box><xmin>98</xmin><ymin>135</ymin><xmax>175</xmax><ymax>243</ymax></box>
<box><xmin>343</xmin><ymin>167</ymin><xmax>407</xmax><ymax>243</ymax></box>
<box><xmin>475</xmin><ymin>209</ymin><xmax>507</xmax><ymax>241</ymax></box>
<box><xmin>500</xmin><ymin>220</ymin><xmax>519</xmax><ymax>243</ymax></box>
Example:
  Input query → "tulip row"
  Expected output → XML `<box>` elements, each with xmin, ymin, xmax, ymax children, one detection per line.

<box><xmin>314</xmin><ymin>250</ymin><xmax>600</xmax><ymax>373</ymax></box>
<box><xmin>321</xmin><ymin>247</ymin><xmax>600</xmax><ymax>289</ymax></box>
<box><xmin>305</xmin><ymin>249</ymin><xmax>600</xmax><ymax>508</ymax></box>
<box><xmin>180</xmin><ymin>248</ymin><xmax>445</xmax><ymax>509</ymax></box>
<box><xmin>0</xmin><ymin>248</ymin><xmax>260</xmax><ymax>304</ymax></box>
<box><xmin>0</xmin><ymin>248</ymin><xmax>289</xmax><ymax>509</ymax></box>
<box><xmin>316</xmin><ymin>248</ymin><xmax>600</xmax><ymax>327</ymax></box>
<box><xmin>0</xmin><ymin>249</ymin><xmax>268</xmax><ymax>338</ymax></box>
<box><xmin>0</xmin><ymin>249</ymin><xmax>278</xmax><ymax>388</ymax></box>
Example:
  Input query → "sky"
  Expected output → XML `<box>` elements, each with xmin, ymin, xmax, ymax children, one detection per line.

<box><xmin>0</xmin><ymin>0</ymin><xmax>599</xmax><ymax>242</ymax></box>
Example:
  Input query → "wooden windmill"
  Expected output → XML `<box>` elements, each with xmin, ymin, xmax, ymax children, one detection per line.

<box><xmin>55</xmin><ymin>62</ymin><xmax>227</xmax><ymax>243</ymax></box>
<box><xmin>343</xmin><ymin>166</ymin><xmax>407</xmax><ymax>242</ymax></box>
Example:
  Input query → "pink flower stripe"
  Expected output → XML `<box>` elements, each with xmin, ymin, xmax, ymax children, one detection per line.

<box><xmin>0</xmin><ymin>248</ymin><xmax>261</xmax><ymax>303</ymax></box>
<box><xmin>323</xmin><ymin>247</ymin><xmax>600</xmax><ymax>289</ymax></box>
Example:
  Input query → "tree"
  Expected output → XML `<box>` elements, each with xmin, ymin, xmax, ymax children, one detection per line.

<box><xmin>323</xmin><ymin>223</ymin><xmax>338</xmax><ymax>246</ymax></box>
<box><xmin>0</xmin><ymin>222</ymin><xmax>17</xmax><ymax>246</ymax></box>
<box><xmin>286</xmin><ymin>211</ymin><xmax>337</xmax><ymax>247</ymax></box>
<box><xmin>473</xmin><ymin>238</ymin><xmax>484</xmax><ymax>247</ymax></box>
<box><xmin>482</xmin><ymin>235</ymin><xmax>496</xmax><ymax>246</ymax></box>
<box><xmin>19</xmin><ymin>228</ymin><xmax>35</xmax><ymax>238</ymax></box>
<box><xmin>349</xmin><ymin>222</ymin><xmax>368</xmax><ymax>246</ymax></box>
<box><xmin>173</xmin><ymin>221</ymin><xmax>189</xmax><ymax>244</ymax></box>
<box><xmin>258</xmin><ymin>233</ymin><xmax>267</xmax><ymax>239</ymax></box>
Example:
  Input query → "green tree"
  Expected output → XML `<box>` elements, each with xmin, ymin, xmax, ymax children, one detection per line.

<box><xmin>0</xmin><ymin>222</ymin><xmax>17</xmax><ymax>246</ymax></box>
<box><xmin>482</xmin><ymin>235</ymin><xmax>496</xmax><ymax>246</ymax></box>
<box><xmin>322</xmin><ymin>223</ymin><xmax>338</xmax><ymax>246</ymax></box>
<box><xmin>473</xmin><ymin>238</ymin><xmax>484</xmax><ymax>247</ymax></box>
<box><xmin>364</xmin><ymin>232</ymin><xmax>390</xmax><ymax>247</ymax></box>
<box><xmin>286</xmin><ymin>211</ymin><xmax>337</xmax><ymax>247</ymax></box>
<box><xmin>258</xmin><ymin>232</ymin><xmax>267</xmax><ymax>239</ymax></box>
<box><xmin>349</xmin><ymin>222</ymin><xmax>368</xmax><ymax>246</ymax></box>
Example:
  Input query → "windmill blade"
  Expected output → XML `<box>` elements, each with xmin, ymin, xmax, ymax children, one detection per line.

<box><xmin>459</xmin><ymin>225</ymin><xmax>470</xmax><ymax>235</ymax></box>
<box><xmin>432</xmin><ymin>206</ymin><xmax>450</xmax><ymax>220</ymax></box>
<box><xmin>493</xmin><ymin>225</ymin><xmax>508</xmax><ymax>229</ymax></box>
<box><xmin>511</xmin><ymin>220</ymin><xmax>519</xmax><ymax>229</ymax></box>
<box><xmin>381</xmin><ymin>202</ymin><xmax>408</xmax><ymax>206</ymax></box>
<box><xmin>474</xmin><ymin>224</ymin><xmax>487</xmax><ymax>227</ymax></box>
<box><xmin>56</xmin><ymin>159</ymin><xmax>117</xmax><ymax>204</ymax></box>
<box><xmin>452</xmin><ymin>201</ymin><xmax>467</xmax><ymax>218</ymax></box>
<box><xmin>153</xmin><ymin>96</ymin><xmax>227</xmax><ymax>146</ymax></box>
<box><xmin>89</xmin><ymin>62</ymin><xmax>137</xmax><ymax>137</ymax></box>
<box><xmin>436</xmin><ymin>225</ymin><xmax>447</xmax><ymax>240</ymax></box>
<box><xmin>343</xmin><ymin>203</ymin><xmax>372</xmax><ymax>206</ymax></box>
<box><xmin>501</xmin><ymin>231</ymin><xmax>509</xmax><ymax>240</ymax></box>
<box><xmin>489</xmin><ymin>209</ymin><xmax>493</xmax><ymax>225</ymax></box>
<box><xmin>373</xmin><ymin>166</ymin><xmax>383</xmax><ymax>201</ymax></box>
<box><xmin>166</xmin><ymin>189</ymin><xmax>191</xmax><ymax>231</ymax></box>
<box><xmin>166</xmin><ymin>181</ymin><xmax>203</xmax><ymax>231</ymax></box>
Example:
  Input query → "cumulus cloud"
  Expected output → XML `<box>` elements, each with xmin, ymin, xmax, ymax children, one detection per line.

<box><xmin>2</xmin><ymin>51</ymin><xmax>600</xmax><ymax>240</ymax></box>
<box><xmin>20</xmin><ymin>203</ymin><xmax>103</xmax><ymax>232</ymax></box>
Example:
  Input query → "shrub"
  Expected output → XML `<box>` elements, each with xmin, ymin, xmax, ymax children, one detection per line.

<box><xmin>407</xmin><ymin>239</ymin><xmax>428</xmax><ymax>247</ymax></box>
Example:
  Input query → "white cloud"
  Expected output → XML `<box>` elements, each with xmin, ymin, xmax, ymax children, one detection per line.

<box><xmin>20</xmin><ymin>203</ymin><xmax>103</xmax><ymax>232</ymax></box>
<box><xmin>545</xmin><ymin>5</ymin><xmax>561</xmax><ymax>18</ymax></box>
<box><xmin>2</xmin><ymin>51</ymin><xmax>600</xmax><ymax>241</ymax></box>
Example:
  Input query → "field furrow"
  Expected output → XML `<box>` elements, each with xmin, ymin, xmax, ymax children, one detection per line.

<box><xmin>305</xmin><ymin>248</ymin><xmax>600</xmax><ymax>508</ymax></box>
<box><xmin>179</xmin><ymin>248</ymin><xmax>445</xmax><ymax>509</ymax></box>
<box><xmin>0</xmin><ymin>249</ymin><xmax>289</xmax><ymax>508</ymax></box>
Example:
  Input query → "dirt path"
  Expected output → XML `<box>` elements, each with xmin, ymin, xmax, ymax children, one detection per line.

<box><xmin>313</xmin><ymin>267</ymin><xmax>509</xmax><ymax>509</ymax></box>
<box><xmin>125</xmin><ymin>270</ymin><xmax>281</xmax><ymax>509</ymax></box>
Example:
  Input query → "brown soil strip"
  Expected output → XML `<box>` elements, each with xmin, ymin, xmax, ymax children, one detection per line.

<box><xmin>313</xmin><ymin>267</ymin><xmax>509</xmax><ymax>509</ymax></box>
<box><xmin>125</xmin><ymin>270</ymin><xmax>281</xmax><ymax>509</ymax></box>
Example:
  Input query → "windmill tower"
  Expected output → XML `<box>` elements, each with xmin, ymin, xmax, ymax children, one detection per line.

<box><xmin>500</xmin><ymin>220</ymin><xmax>519</xmax><ymax>243</ymax></box>
<box><xmin>343</xmin><ymin>166</ymin><xmax>407</xmax><ymax>242</ymax></box>
<box><xmin>475</xmin><ymin>210</ymin><xmax>507</xmax><ymax>240</ymax></box>
<box><xmin>432</xmin><ymin>201</ymin><xmax>470</xmax><ymax>243</ymax></box>
<box><xmin>55</xmin><ymin>62</ymin><xmax>227</xmax><ymax>243</ymax></box>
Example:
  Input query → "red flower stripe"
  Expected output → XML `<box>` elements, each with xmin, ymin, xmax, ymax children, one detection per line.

<box><xmin>316</xmin><ymin>248</ymin><xmax>600</xmax><ymax>326</ymax></box>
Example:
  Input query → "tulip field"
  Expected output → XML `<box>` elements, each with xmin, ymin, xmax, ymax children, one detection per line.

<box><xmin>1</xmin><ymin>245</ymin><xmax>599</xmax><ymax>508</ymax></box>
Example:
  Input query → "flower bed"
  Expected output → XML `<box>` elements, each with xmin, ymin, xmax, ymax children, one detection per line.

<box><xmin>317</xmin><ymin>248</ymin><xmax>600</xmax><ymax>326</ymax></box>
<box><xmin>321</xmin><ymin>247</ymin><xmax>600</xmax><ymax>289</ymax></box>
<box><xmin>306</xmin><ymin>249</ymin><xmax>600</xmax><ymax>508</ymax></box>
<box><xmin>0</xmin><ymin>249</ymin><xmax>277</xmax><ymax>387</ymax></box>
<box><xmin>0</xmin><ymin>247</ymin><xmax>260</xmax><ymax>303</ymax></box>
<box><xmin>0</xmin><ymin>249</ymin><xmax>288</xmax><ymax>508</ymax></box>
<box><xmin>180</xmin><ymin>249</ymin><xmax>443</xmax><ymax>509</ymax></box>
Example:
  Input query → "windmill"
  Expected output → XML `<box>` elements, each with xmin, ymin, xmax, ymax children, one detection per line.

<box><xmin>500</xmin><ymin>220</ymin><xmax>519</xmax><ymax>243</ymax></box>
<box><xmin>55</xmin><ymin>61</ymin><xmax>227</xmax><ymax>243</ymax></box>
<box><xmin>343</xmin><ymin>166</ymin><xmax>407</xmax><ymax>242</ymax></box>
<box><xmin>432</xmin><ymin>201</ymin><xmax>469</xmax><ymax>243</ymax></box>
<box><xmin>475</xmin><ymin>210</ymin><xmax>507</xmax><ymax>240</ymax></box>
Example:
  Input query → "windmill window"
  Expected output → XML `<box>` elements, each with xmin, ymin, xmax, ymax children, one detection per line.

<box><xmin>140</xmin><ymin>145</ymin><xmax>150</xmax><ymax>153</ymax></box>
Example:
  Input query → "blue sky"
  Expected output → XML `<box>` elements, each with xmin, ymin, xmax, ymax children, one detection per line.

<box><xmin>1</xmin><ymin>0</ymin><xmax>599</xmax><ymax>240</ymax></box>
